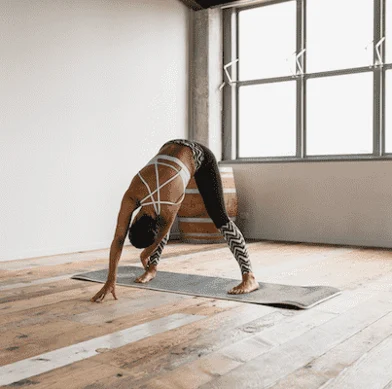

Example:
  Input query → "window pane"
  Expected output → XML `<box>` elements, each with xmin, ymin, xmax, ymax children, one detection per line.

<box><xmin>306</xmin><ymin>73</ymin><xmax>373</xmax><ymax>156</ymax></box>
<box><xmin>386</xmin><ymin>71</ymin><xmax>392</xmax><ymax>152</ymax></box>
<box><xmin>238</xmin><ymin>82</ymin><xmax>296</xmax><ymax>158</ymax></box>
<box><xmin>239</xmin><ymin>1</ymin><xmax>296</xmax><ymax>81</ymax></box>
<box><xmin>307</xmin><ymin>0</ymin><xmax>374</xmax><ymax>73</ymax></box>
<box><xmin>387</xmin><ymin>0</ymin><xmax>392</xmax><ymax>64</ymax></box>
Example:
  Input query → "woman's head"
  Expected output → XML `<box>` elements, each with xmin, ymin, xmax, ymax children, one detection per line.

<box><xmin>128</xmin><ymin>214</ymin><xmax>159</xmax><ymax>248</ymax></box>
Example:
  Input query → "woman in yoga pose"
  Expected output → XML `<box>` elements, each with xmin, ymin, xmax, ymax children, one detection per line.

<box><xmin>91</xmin><ymin>139</ymin><xmax>258</xmax><ymax>303</ymax></box>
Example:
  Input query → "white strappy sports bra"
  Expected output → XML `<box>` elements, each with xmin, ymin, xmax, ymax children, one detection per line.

<box><xmin>130</xmin><ymin>154</ymin><xmax>191</xmax><ymax>224</ymax></box>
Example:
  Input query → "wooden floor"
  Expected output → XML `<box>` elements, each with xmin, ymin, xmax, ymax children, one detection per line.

<box><xmin>1</xmin><ymin>240</ymin><xmax>392</xmax><ymax>388</ymax></box>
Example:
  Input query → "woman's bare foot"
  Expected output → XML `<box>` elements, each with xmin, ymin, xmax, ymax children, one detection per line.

<box><xmin>228</xmin><ymin>272</ymin><xmax>259</xmax><ymax>294</ymax></box>
<box><xmin>135</xmin><ymin>267</ymin><xmax>157</xmax><ymax>284</ymax></box>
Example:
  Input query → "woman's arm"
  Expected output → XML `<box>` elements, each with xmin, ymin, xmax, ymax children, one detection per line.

<box><xmin>140</xmin><ymin>205</ymin><xmax>179</xmax><ymax>267</ymax></box>
<box><xmin>91</xmin><ymin>190</ymin><xmax>136</xmax><ymax>302</ymax></box>
<box><xmin>107</xmin><ymin>190</ymin><xmax>137</xmax><ymax>281</ymax></box>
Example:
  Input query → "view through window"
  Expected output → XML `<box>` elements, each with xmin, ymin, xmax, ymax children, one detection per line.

<box><xmin>231</xmin><ymin>0</ymin><xmax>391</xmax><ymax>160</ymax></box>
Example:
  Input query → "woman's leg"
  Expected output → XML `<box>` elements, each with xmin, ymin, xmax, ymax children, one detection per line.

<box><xmin>194</xmin><ymin>145</ymin><xmax>258</xmax><ymax>294</ymax></box>
<box><xmin>146</xmin><ymin>231</ymin><xmax>170</xmax><ymax>269</ymax></box>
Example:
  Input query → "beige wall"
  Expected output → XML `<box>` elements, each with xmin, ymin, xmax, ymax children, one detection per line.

<box><xmin>0</xmin><ymin>0</ymin><xmax>190</xmax><ymax>261</ymax></box>
<box><xmin>228</xmin><ymin>161</ymin><xmax>392</xmax><ymax>248</ymax></box>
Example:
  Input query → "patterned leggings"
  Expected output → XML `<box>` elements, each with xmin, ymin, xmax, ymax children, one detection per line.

<box><xmin>146</xmin><ymin>139</ymin><xmax>252</xmax><ymax>275</ymax></box>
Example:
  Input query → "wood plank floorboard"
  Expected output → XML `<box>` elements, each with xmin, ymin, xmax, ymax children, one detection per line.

<box><xmin>0</xmin><ymin>241</ymin><xmax>392</xmax><ymax>388</ymax></box>
<box><xmin>320</xmin><ymin>333</ymin><xmax>392</xmax><ymax>389</ymax></box>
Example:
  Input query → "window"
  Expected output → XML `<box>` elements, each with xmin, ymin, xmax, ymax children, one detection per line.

<box><xmin>223</xmin><ymin>0</ymin><xmax>392</xmax><ymax>161</ymax></box>
<box><xmin>386</xmin><ymin>1</ymin><xmax>392</xmax><ymax>153</ymax></box>
<box><xmin>387</xmin><ymin>0</ymin><xmax>392</xmax><ymax>65</ymax></box>
<box><xmin>239</xmin><ymin>82</ymin><xmax>296</xmax><ymax>157</ymax></box>
<box><xmin>307</xmin><ymin>0</ymin><xmax>373</xmax><ymax>73</ymax></box>
<box><xmin>307</xmin><ymin>73</ymin><xmax>373</xmax><ymax>156</ymax></box>
<box><xmin>239</xmin><ymin>2</ymin><xmax>296</xmax><ymax>80</ymax></box>
<box><xmin>386</xmin><ymin>71</ymin><xmax>392</xmax><ymax>153</ymax></box>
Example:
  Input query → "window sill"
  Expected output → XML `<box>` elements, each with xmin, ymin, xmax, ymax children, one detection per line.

<box><xmin>219</xmin><ymin>155</ymin><xmax>392</xmax><ymax>165</ymax></box>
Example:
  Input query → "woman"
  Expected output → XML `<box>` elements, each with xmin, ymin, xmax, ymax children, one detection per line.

<box><xmin>91</xmin><ymin>139</ymin><xmax>258</xmax><ymax>303</ymax></box>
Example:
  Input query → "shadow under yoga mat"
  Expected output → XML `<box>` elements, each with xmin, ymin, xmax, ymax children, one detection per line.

<box><xmin>72</xmin><ymin>266</ymin><xmax>341</xmax><ymax>310</ymax></box>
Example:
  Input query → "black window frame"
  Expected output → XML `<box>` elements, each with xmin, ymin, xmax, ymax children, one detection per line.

<box><xmin>222</xmin><ymin>0</ymin><xmax>392</xmax><ymax>163</ymax></box>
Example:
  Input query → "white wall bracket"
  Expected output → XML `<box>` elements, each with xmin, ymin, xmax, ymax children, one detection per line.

<box><xmin>219</xmin><ymin>58</ymin><xmax>239</xmax><ymax>90</ymax></box>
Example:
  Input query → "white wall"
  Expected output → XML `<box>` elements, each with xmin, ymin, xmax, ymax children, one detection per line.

<box><xmin>228</xmin><ymin>161</ymin><xmax>392</xmax><ymax>248</ymax></box>
<box><xmin>0</xmin><ymin>0</ymin><xmax>189</xmax><ymax>261</ymax></box>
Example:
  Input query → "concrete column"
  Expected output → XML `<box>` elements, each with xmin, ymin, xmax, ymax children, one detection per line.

<box><xmin>190</xmin><ymin>8</ymin><xmax>223</xmax><ymax>160</ymax></box>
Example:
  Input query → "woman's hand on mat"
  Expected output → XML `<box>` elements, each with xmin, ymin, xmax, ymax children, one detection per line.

<box><xmin>91</xmin><ymin>280</ymin><xmax>118</xmax><ymax>303</ymax></box>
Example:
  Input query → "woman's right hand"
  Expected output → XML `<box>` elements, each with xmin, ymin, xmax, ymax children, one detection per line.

<box><xmin>91</xmin><ymin>280</ymin><xmax>118</xmax><ymax>303</ymax></box>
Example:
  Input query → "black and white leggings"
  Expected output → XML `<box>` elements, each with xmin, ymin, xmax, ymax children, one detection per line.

<box><xmin>147</xmin><ymin>139</ymin><xmax>252</xmax><ymax>275</ymax></box>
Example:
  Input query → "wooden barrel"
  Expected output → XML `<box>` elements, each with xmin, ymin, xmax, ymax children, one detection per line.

<box><xmin>177</xmin><ymin>166</ymin><xmax>238</xmax><ymax>243</ymax></box>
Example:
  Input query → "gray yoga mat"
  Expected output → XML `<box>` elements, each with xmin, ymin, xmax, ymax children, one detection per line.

<box><xmin>72</xmin><ymin>266</ymin><xmax>340</xmax><ymax>310</ymax></box>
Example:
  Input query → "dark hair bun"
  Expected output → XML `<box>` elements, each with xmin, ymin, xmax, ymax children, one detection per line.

<box><xmin>128</xmin><ymin>215</ymin><xmax>158</xmax><ymax>248</ymax></box>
